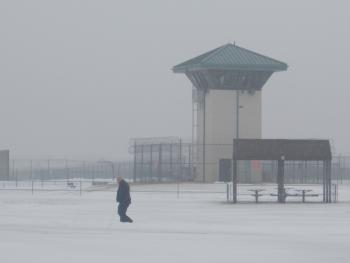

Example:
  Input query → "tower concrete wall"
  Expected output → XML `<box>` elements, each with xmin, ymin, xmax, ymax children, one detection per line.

<box><xmin>195</xmin><ymin>90</ymin><xmax>262</xmax><ymax>183</ymax></box>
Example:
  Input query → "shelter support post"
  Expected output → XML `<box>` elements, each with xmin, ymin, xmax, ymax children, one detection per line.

<box><xmin>149</xmin><ymin>144</ymin><xmax>153</xmax><ymax>183</ymax></box>
<box><xmin>232</xmin><ymin>160</ymin><xmax>237</xmax><ymax>203</ymax></box>
<box><xmin>326</xmin><ymin>160</ymin><xmax>332</xmax><ymax>203</ymax></box>
<box><xmin>277</xmin><ymin>159</ymin><xmax>285</xmax><ymax>203</ymax></box>
<box><xmin>323</xmin><ymin>160</ymin><xmax>332</xmax><ymax>203</ymax></box>
<box><xmin>323</xmin><ymin>160</ymin><xmax>326</xmax><ymax>202</ymax></box>
<box><xmin>232</xmin><ymin>139</ymin><xmax>238</xmax><ymax>203</ymax></box>
<box><xmin>170</xmin><ymin>143</ymin><xmax>173</xmax><ymax>181</ymax></box>
<box><xmin>202</xmin><ymin>90</ymin><xmax>206</xmax><ymax>182</ymax></box>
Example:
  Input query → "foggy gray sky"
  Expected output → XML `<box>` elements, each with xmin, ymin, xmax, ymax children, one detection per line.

<box><xmin>0</xmin><ymin>0</ymin><xmax>349</xmax><ymax>160</ymax></box>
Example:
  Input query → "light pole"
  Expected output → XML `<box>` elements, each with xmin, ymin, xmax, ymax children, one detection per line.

<box><xmin>236</xmin><ymin>90</ymin><xmax>240</xmax><ymax>139</ymax></box>
<box><xmin>232</xmin><ymin>90</ymin><xmax>241</xmax><ymax>203</ymax></box>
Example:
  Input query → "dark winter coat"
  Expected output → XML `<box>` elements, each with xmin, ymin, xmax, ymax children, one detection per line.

<box><xmin>116</xmin><ymin>180</ymin><xmax>131</xmax><ymax>205</ymax></box>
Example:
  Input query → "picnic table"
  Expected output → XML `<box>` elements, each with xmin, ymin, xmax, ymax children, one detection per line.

<box><xmin>270</xmin><ymin>187</ymin><xmax>297</xmax><ymax>202</ymax></box>
<box><xmin>244</xmin><ymin>187</ymin><xmax>320</xmax><ymax>203</ymax></box>
<box><xmin>294</xmin><ymin>189</ymin><xmax>319</xmax><ymax>203</ymax></box>
<box><xmin>248</xmin><ymin>189</ymin><xmax>265</xmax><ymax>203</ymax></box>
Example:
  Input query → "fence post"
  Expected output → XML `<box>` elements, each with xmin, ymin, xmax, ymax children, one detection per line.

<box><xmin>333</xmin><ymin>184</ymin><xmax>338</xmax><ymax>203</ymax></box>
<box><xmin>112</xmin><ymin>162</ymin><xmax>116</xmax><ymax>182</ymax></box>
<box><xmin>179</xmin><ymin>139</ymin><xmax>182</xmax><ymax>182</ymax></box>
<box><xmin>176</xmin><ymin>182</ymin><xmax>180</xmax><ymax>198</ymax></box>
<box><xmin>65</xmin><ymin>160</ymin><xmax>69</xmax><ymax>184</ymax></box>
<box><xmin>170</xmin><ymin>143</ymin><xmax>173</xmax><ymax>182</ymax></box>
<box><xmin>133</xmin><ymin>142</ymin><xmax>137</xmax><ymax>183</ymax></box>
<box><xmin>12</xmin><ymin>159</ymin><xmax>15</xmax><ymax>180</ymax></box>
<box><xmin>30</xmin><ymin>160</ymin><xmax>33</xmax><ymax>182</ymax></box>
<box><xmin>92</xmin><ymin>162</ymin><xmax>95</xmax><ymax>184</ymax></box>
<box><xmin>337</xmin><ymin>184</ymin><xmax>339</xmax><ymax>202</ymax></box>
<box><xmin>177</xmin><ymin>140</ymin><xmax>182</xmax><ymax>198</ymax></box>
<box><xmin>226</xmin><ymin>183</ymin><xmax>230</xmax><ymax>202</ymax></box>
<box><xmin>158</xmin><ymin>144</ymin><xmax>162</xmax><ymax>182</ymax></box>
<box><xmin>31</xmin><ymin>180</ymin><xmax>34</xmax><ymax>195</ymax></box>
<box><xmin>150</xmin><ymin>144</ymin><xmax>153</xmax><ymax>183</ymax></box>
<box><xmin>48</xmin><ymin>159</ymin><xmax>50</xmax><ymax>180</ymax></box>
<box><xmin>141</xmin><ymin>144</ymin><xmax>144</xmax><ymax>183</ymax></box>
<box><xmin>82</xmin><ymin>161</ymin><xmax>86</xmax><ymax>182</ymax></box>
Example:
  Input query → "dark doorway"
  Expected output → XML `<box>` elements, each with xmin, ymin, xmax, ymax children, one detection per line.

<box><xmin>219</xmin><ymin>159</ymin><xmax>231</xmax><ymax>182</ymax></box>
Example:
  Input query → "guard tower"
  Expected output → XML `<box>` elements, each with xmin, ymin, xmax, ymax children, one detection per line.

<box><xmin>173</xmin><ymin>43</ymin><xmax>288</xmax><ymax>183</ymax></box>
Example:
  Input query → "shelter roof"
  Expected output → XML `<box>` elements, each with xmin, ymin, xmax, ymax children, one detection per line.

<box><xmin>233</xmin><ymin>139</ymin><xmax>332</xmax><ymax>161</ymax></box>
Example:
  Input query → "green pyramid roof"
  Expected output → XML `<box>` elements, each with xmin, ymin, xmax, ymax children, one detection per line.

<box><xmin>173</xmin><ymin>43</ymin><xmax>288</xmax><ymax>73</ymax></box>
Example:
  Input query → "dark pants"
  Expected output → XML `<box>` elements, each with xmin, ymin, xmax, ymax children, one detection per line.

<box><xmin>118</xmin><ymin>203</ymin><xmax>132</xmax><ymax>222</ymax></box>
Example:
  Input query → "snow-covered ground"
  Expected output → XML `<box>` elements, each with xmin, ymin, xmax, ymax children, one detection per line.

<box><xmin>1</xmin><ymin>183</ymin><xmax>350</xmax><ymax>263</ymax></box>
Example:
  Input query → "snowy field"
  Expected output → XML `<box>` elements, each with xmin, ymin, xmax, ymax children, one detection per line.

<box><xmin>1</xmin><ymin>183</ymin><xmax>350</xmax><ymax>263</ymax></box>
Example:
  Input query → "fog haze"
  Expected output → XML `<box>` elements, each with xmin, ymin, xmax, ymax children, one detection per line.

<box><xmin>0</xmin><ymin>0</ymin><xmax>349</xmax><ymax>160</ymax></box>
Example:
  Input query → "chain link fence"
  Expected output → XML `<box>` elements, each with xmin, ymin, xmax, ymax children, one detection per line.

<box><xmin>1</xmin><ymin>153</ymin><xmax>350</xmax><ymax>186</ymax></box>
<box><xmin>7</xmin><ymin>159</ymin><xmax>133</xmax><ymax>183</ymax></box>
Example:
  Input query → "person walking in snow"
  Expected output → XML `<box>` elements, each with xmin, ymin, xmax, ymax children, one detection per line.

<box><xmin>116</xmin><ymin>176</ymin><xmax>133</xmax><ymax>223</ymax></box>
